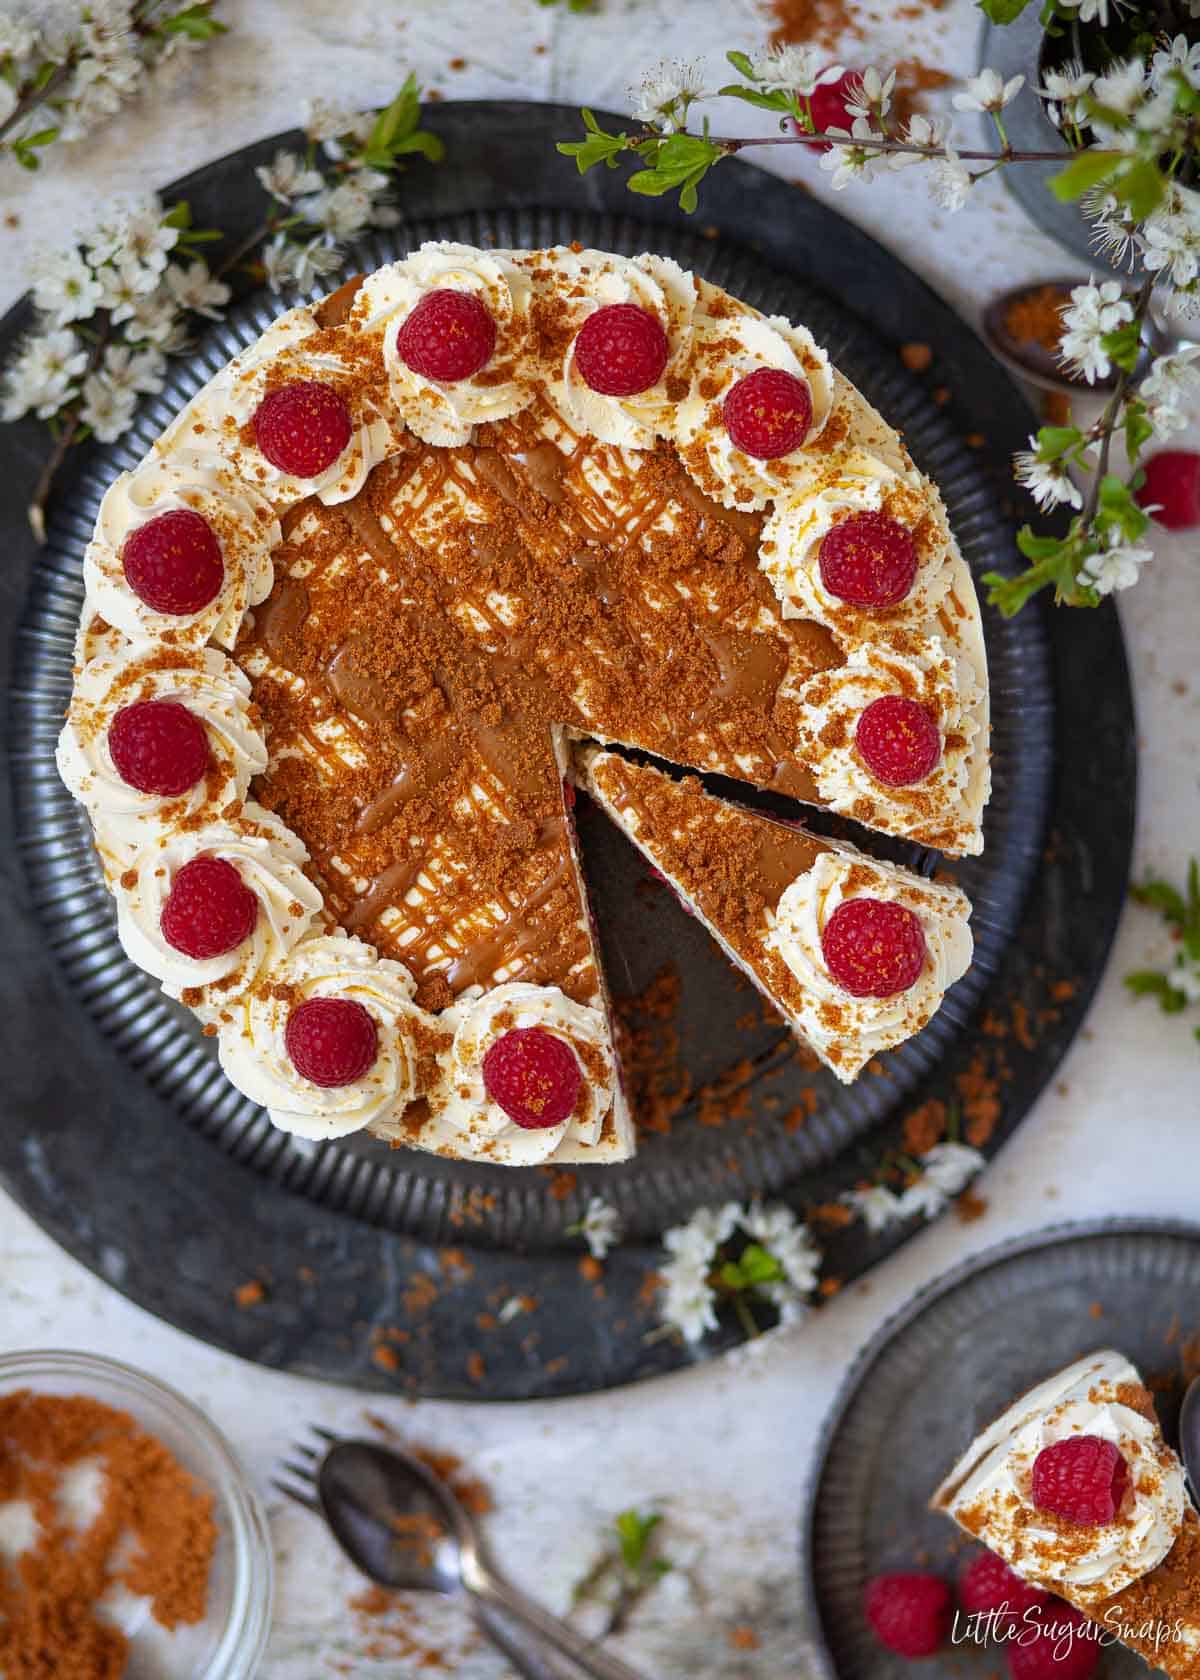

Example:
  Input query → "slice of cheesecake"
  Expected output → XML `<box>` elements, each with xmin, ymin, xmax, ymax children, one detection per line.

<box><xmin>575</xmin><ymin>747</ymin><xmax>972</xmax><ymax>1082</ymax></box>
<box><xmin>932</xmin><ymin>1350</ymin><xmax>1200</xmax><ymax>1677</ymax></box>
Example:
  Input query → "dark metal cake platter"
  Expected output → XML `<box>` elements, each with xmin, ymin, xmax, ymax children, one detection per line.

<box><xmin>803</xmin><ymin>1221</ymin><xmax>1200</xmax><ymax>1679</ymax></box>
<box><xmin>0</xmin><ymin>102</ymin><xmax>1135</xmax><ymax>1398</ymax></box>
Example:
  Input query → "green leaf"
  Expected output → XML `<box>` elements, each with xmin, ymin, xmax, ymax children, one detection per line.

<box><xmin>1124</xmin><ymin>971</ymin><xmax>1188</xmax><ymax>1013</ymax></box>
<box><xmin>1111</xmin><ymin>156</ymin><xmax>1166</xmax><ymax>221</ymax></box>
<box><xmin>557</xmin><ymin>109</ymin><xmax>631</xmax><ymax>174</ymax></box>
<box><xmin>717</xmin><ymin>82</ymin><xmax>794</xmax><ymax>115</ymax></box>
<box><xmin>1100</xmin><ymin>321</ymin><xmax>1141</xmax><ymax>375</ymax></box>
<box><xmin>725</xmin><ymin>50</ymin><xmax>757</xmax><ymax>79</ymax></box>
<box><xmin>1035</xmin><ymin>425</ymin><xmax>1083</xmax><ymax>460</ymax></box>
<box><xmin>1047</xmin><ymin>149</ymin><xmax>1120</xmax><ymax>203</ymax></box>
<box><xmin>986</xmin><ymin>526</ymin><xmax>1096</xmax><ymax>614</ymax></box>
<box><xmin>1131</xmin><ymin>879</ymin><xmax>1188</xmax><ymax>925</ymax></box>
<box><xmin>1095</xmin><ymin>473</ymin><xmax>1149</xmax><ymax>540</ymax></box>
<box><xmin>615</xmin><ymin>1509</ymin><xmax>662</xmax><ymax>1574</ymax></box>
<box><xmin>161</xmin><ymin>200</ymin><xmax>194</xmax><ymax>230</ymax></box>
<box><xmin>976</xmin><ymin>0</ymin><xmax>1032</xmax><ymax>20</ymax></box>
<box><xmin>159</xmin><ymin>3</ymin><xmax>229</xmax><ymax>38</ymax></box>
<box><xmin>1123</xmin><ymin>401</ymin><xmax>1153</xmax><ymax>466</ymax></box>
<box><xmin>737</xmin><ymin>1243</ymin><xmax>785</xmax><ymax>1286</ymax></box>
<box><xmin>1015</xmin><ymin>525</ymin><xmax>1070</xmax><ymax>561</ymax></box>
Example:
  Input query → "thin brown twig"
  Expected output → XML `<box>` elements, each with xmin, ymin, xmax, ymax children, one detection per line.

<box><xmin>707</xmin><ymin>131</ymin><xmax>1083</xmax><ymax>163</ymax></box>
<box><xmin>1078</xmin><ymin>272</ymin><xmax>1156</xmax><ymax>533</ymax></box>
<box><xmin>0</xmin><ymin>60</ymin><xmax>73</xmax><ymax>147</ymax></box>
<box><xmin>27</xmin><ymin>318</ymin><xmax>110</xmax><ymax>544</ymax></box>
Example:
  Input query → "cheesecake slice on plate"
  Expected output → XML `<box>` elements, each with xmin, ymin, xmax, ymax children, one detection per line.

<box><xmin>575</xmin><ymin>747</ymin><xmax>972</xmax><ymax>1082</ymax></box>
<box><xmin>933</xmin><ymin>1350</ymin><xmax>1200</xmax><ymax>1677</ymax></box>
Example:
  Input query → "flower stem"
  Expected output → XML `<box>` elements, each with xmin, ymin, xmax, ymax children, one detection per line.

<box><xmin>708</xmin><ymin>130</ymin><xmax>1082</xmax><ymax>163</ymax></box>
<box><xmin>27</xmin><ymin>319</ymin><xmax>110</xmax><ymax>545</ymax></box>
<box><xmin>211</xmin><ymin>219</ymin><xmax>274</xmax><ymax>281</ymax></box>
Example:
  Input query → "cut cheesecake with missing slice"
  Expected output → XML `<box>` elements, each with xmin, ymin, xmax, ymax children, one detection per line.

<box><xmin>932</xmin><ymin>1351</ymin><xmax>1200</xmax><ymax>1678</ymax></box>
<box><xmin>575</xmin><ymin>747</ymin><xmax>972</xmax><ymax>1082</ymax></box>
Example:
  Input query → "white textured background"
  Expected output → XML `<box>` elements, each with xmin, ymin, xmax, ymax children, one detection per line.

<box><xmin>2</xmin><ymin>2</ymin><xmax>1199</xmax><ymax>1675</ymax></box>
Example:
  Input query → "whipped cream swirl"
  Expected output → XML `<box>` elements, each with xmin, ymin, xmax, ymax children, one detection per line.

<box><xmin>162</xmin><ymin>307</ymin><xmax>399</xmax><ymax>508</ymax></box>
<box><xmin>785</xmin><ymin>636</ymin><xmax>986</xmax><ymax>853</ymax></box>
<box><xmin>933</xmin><ymin>1351</ymin><xmax>1187</xmax><ymax>1603</ymax></box>
<box><xmin>116</xmin><ymin>802</ymin><xmax>323</xmax><ymax>1012</ymax></box>
<box><xmin>417</xmin><ymin>981</ymin><xmax>617</xmax><ymax>1165</ymax></box>
<box><xmin>219</xmin><ymin>933</ymin><xmax>436</xmax><ymax>1139</ymax></box>
<box><xmin>766</xmin><ymin>845</ymin><xmax>972</xmax><ymax>1079</ymax></box>
<box><xmin>83</xmin><ymin>450</ymin><xmax>280</xmax><ymax>650</ymax></box>
<box><xmin>355</xmin><ymin>242</ymin><xmax>534</xmax><ymax>447</ymax></box>
<box><xmin>760</xmin><ymin>468</ymin><xmax>955</xmax><ymax>632</ymax></box>
<box><xmin>541</xmin><ymin>249</ymin><xmax>697</xmax><ymax>449</ymax></box>
<box><xmin>56</xmin><ymin>647</ymin><xmax>268</xmax><ymax>872</ymax></box>
<box><xmin>672</xmin><ymin>281</ymin><xmax>835</xmax><ymax>512</ymax></box>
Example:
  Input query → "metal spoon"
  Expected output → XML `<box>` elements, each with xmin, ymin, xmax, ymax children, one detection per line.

<box><xmin>981</xmin><ymin>277</ymin><xmax>1162</xmax><ymax>396</ymax></box>
<box><xmin>1178</xmin><ymin>1375</ymin><xmax>1200</xmax><ymax>1500</ymax></box>
<box><xmin>310</xmin><ymin>1437</ymin><xmax>653</xmax><ymax>1680</ymax></box>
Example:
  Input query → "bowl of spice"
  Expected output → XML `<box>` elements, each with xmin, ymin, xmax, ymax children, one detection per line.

<box><xmin>0</xmin><ymin>1349</ymin><xmax>273</xmax><ymax>1679</ymax></box>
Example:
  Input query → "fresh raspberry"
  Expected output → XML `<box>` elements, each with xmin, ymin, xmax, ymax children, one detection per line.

<box><xmin>253</xmin><ymin>381</ymin><xmax>352</xmax><ymax>478</ymax></box>
<box><xmin>1008</xmin><ymin>1603</ymin><xmax>1101</xmax><ymax>1680</ymax></box>
<box><xmin>285</xmin><ymin>998</ymin><xmax>379</xmax><ymax>1087</ymax></box>
<box><xmin>856</xmin><ymin>696</ymin><xmax>942</xmax><ymax>786</ymax></box>
<box><xmin>160</xmin><ymin>856</ymin><xmax>257</xmax><ymax>960</ymax></box>
<box><xmin>1030</xmin><ymin>1436</ymin><xmax>1130</xmax><ymax>1525</ymax></box>
<box><xmin>792</xmin><ymin>70</ymin><xmax>859</xmax><ymax>152</ymax></box>
<box><xmin>821</xmin><ymin>898</ymin><xmax>927</xmax><ymax>997</ymax></box>
<box><xmin>959</xmin><ymin>1551</ymin><xmax>1053</xmax><ymax>1623</ymax></box>
<box><xmin>573</xmin><ymin>303</ymin><xmax>669</xmax><ymax>396</ymax></box>
<box><xmin>481</xmin><ymin>1026</ymin><xmax>582</xmax><ymax>1129</ymax></box>
<box><xmin>819</xmin><ymin>511</ymin><xmax>918</xmax><ymax>607</ymax></box>
<box><xmin>396</xmin><ymin>288</ymin><xmax>497</xmax><ymax>382</ymax></box>
<box><xmin>723</xmin><ymin>368</ymin><xmax>813</xmax><ymax>459</ymax></box>
<box><xmin>122</xmin><ymin>509</ymin><xmax>224</xmax><ymax>616</ymax></box>
<box><xmin>864</xmin><ymin>1572</ymin><xmax>953</xmax><ymax>1658</ymax></box>
<box><xmin>1135</xmin><ymin>448</ymin><xmax>1200</xmax><ymax>530</ymax></box>
<box><xmin>108</xmin><ymin>700</ymin><xmax>211</xmax><ymax>796</ymax></box>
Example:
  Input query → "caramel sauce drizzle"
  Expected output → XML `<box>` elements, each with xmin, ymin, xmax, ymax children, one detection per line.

<box><xmin>235</xmin><ymin>390</ymin><xmax>846</xmax><ymax>1010</ymax></box>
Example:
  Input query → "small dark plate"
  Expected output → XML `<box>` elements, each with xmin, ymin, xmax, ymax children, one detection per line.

<box><xmin>0</xmin><ymin>101</ymin><xmax>1135</xmax><ymax>1398</ymax></box>
<box><xmin>803</xmin><ymin>1220</ymin><xmax>1200</xmax><ymax>1679</ymax></box>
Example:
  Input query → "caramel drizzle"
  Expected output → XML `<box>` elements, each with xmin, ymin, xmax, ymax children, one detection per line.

<box><xmin>236</xmin><ymin>395</ymin><xmax>845</xmax><ymax>1006</ymax></box>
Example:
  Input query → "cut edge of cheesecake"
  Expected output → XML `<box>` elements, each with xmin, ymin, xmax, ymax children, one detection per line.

<box><xmin>575</xmin><ymin>744</ymin><xmax>973</xmax><ymax>1084</ymax></box>
<box><xmin>931</xmin><ymin>1349</ymin><xmax>1200</xmax><ymax>1680</ymax></box>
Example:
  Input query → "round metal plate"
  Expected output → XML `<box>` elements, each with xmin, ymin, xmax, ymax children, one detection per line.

<box><xmin>803</xmin><ymin>1220</ymin><xmax>1200</xmax><ymax>1679</ymax></box>
<box><xmin>0</xmin><ymin>102</ymin><xmax>1136</xmax><ymax>1397</ymax></box>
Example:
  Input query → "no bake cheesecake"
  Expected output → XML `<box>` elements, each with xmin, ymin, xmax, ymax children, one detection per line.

<box><xmin>58</xmin><ymin>241</ymin><xmax>990</xmax><ymax>1163</ymax></box>
<box><xmin>933</xmin><ymin>1351</ymin><xmax>1200</xmax><ymax>1678</ymax></box>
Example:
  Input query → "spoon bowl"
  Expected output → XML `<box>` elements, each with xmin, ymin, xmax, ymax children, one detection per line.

<box><xmin>316</xmin><ymin>1439</ymin><xmax>464</xmax><ymax>1596</ymax></box>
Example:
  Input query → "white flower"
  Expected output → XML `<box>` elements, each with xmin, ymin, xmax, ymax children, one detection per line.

<box><xmin>631</xmin><ymin>60</ymin><xmax>705</xmax><ymax>131</ymax></box>
<box><xmin>1038</xmin><ymin>61</ymin><xmax>1095</xmax><ymax>111</ymax></box>
<box><xmin>164</xmin><ymin>260</ymin><xmax>230</xmax><ymax>319</ymax></box>
<box><xmin>1139</xmin><ymin>186</ymin><xmax>1200</xmax><ymax>291</ymax></box>
<box><xmin>898</xmin><ymin>1142</ymin><xmax>985</xmax><ymax>1220</ymax></box>
<box><xmin>2</xmin><ymin>328</ymin><xmax>87</xmax><ymax>420</ymax></box>
<box><xmin>929</xmin><ymin>144</ymin><xmax>972</xmax><ymax>212</ymax></box>
<box><xmin>741</xmin><ymin>1203</ymin><xmax>820</xmax><ymax>1293</ymax></box>
<box><xmin>953</xmin><ymin>69</ymin><xmax>1024</xmax><ymax>115</ymax></box>
<box><xmin>1152</xmin><ymin>35</ymin><xmax>1200</xmax><ymax>93</ymax></box>
<box><xmin>578</xmin><ymin>1197</ymin><xmax>622</xmax><ymax>1261</ymax></box>
<box><xmin>749</xmin><ymin>45</ymin><xmax>843</xmax><ymax>97</ymax></box>
<box><xmin>255</xmin><ymin>149</ymin><xmax>326</xmax><ymax>204</ymax></box>
<box><xmin>100</xmin><ymin>343</ymin><xmax>165</xmax><ymax>395</ymax></box>
<box><xmin>1059</xmin><ymin>279</ymin><xmax>1134</xmax><ymax>383</ymax></box>
<box><xmin>842</xmin><ymin>1184</ymin><xmax>907</xmax><ymax>1232</ymax></box>
<box><xmin>79</xmin><ymin>372</ymin><xmax>138</xmax><ymax>443</ymax></box>
<box><xmin>1079</xmin><ymin>532</ymin><xmax>1153</xmax><ymax>595</ymax></box>
<box><xmin>1140</xmin><ymin>345</ymin><xmax>1200</xmax><ymax>438</ymax></box>
<box><xmin>1055</xmin><ymin>0</ymin><xmax>1109</xmax><ymax>21</ymax></box>
<box><xmin>31</xmin><ymin>248</ymin><xmax>103</xmax><ymax>327</ymax></box>
<box><xmin>290</xmin><ymin>236</ymin><xmax>345</xmax><ymax>293</ymax></box>
<box><xmin>1092</xmin><ymin>58</ymin><xmax>1147</xmax><ymax>116</ymax></box>
<box><xmin>663</xmin><ymin>1201</ymin><xmax>741</xmax><ymax>1267</ymax></box>
<box><xmin>299</xmin><ymin>180</ymin><xmax>375</xmax><ymax>241</ymax></box>
<box><xmin>818</xmin><ymin>119</ymin><xmax>883</xmax><ymax>190</ymax></box>
<box><xmin>121</xmin><ymin>200</ymin><xmax>179</xmax><ymax>280</ymax></box>
<box><xmin>660</xmin><ymin>1259</ymin><xmax>719</xmax><ymax>1344</ymax></box>
<box><xmin>124</xmin><ymin>286</ymin><xmax>187</xmax><ymax>348</ymax></box>
<box><xmin>887</xmin><ymin>112</ymin><xmax>944</xmax><ymax>171</ymax></box>
<box><xmin>844</xmin><ymin>67</ymin><xmax>895</xmax><ymax>121</ymax></box>
<box><xmin>0</xmin><ymin>14</ymin><xmax>39</xmax><ymax>59</ymax></box>
<box><xmin>1085</xmin><ymin>190</ymin><xmax>1138</xmax><ymax>268</ymax></box>
<box><xmin>1172</xmin><ymin>954</ymin><xmax>1200</xmax><ymax>1005</ymax></box>
<box><xmin>301</xmin><ymin>98</ymin><xmax>374</xmax><ymax>157</ymax></box>
<box><xmin>1014</xmin><ymin>436</ymin><xmax>1084</xmax><ymax>512</ymax></box>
